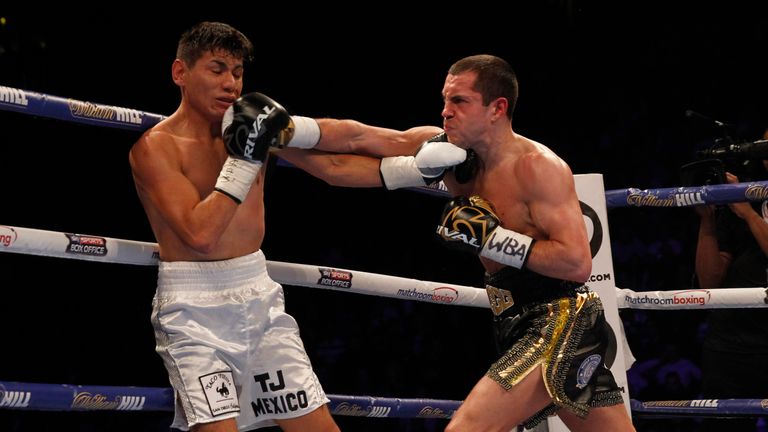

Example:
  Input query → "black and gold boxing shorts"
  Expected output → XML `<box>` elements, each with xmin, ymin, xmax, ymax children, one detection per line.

<box><xmin>485</xmin><ymin>290</ymin><xmax>624</xmax><ymax>429</ymax></box>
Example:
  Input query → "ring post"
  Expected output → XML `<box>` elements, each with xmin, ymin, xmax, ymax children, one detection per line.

<box><xmin>541</xmin><ymin>174</ymin><xmax>634</xmax><ymax>432</ymax></box>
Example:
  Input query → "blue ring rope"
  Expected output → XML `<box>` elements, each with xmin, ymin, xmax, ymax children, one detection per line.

<box><xmin>2</xmin><ymin>85</ymin><xmax>766</xmax><ymax>208</ymax></box>
<box><xmin>2</xmin><ymin>381</ymin><xmax>767</xmax><ymax>418</ymax></box>
<box><xmin>0</xmin><ymin>85</ymin><xmax>165</xmax><ymax>131</ymax></box>
<box><xmin>0</xmin><ymin>381</ymin><xmax>459</xmax><ymax>419</ymax></box>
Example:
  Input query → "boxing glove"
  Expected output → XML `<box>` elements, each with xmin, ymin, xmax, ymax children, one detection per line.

<box><xmin>436</xmin><ymin>195</ymin><xmax>535</xmax><ymax>269</ymax></box>
<box><xmin>222</xmin><ymin>92</ymin><xmax>291</xmax><ymax>163</ymax></box>
<box><xmin>215</xmin><ymin>92</ymin><xmax>290</xmax><ymax>204</ymax></box>
<box><xmin>380</xmin><ymin>132</ymin><xmax>467</xmax><ymax>190</ymax></box>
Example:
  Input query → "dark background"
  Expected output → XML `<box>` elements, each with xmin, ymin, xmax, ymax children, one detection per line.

<box><xmin>2</xmin><ymin>3</ymin><xmax>768</xmax><ymax>431</ymax></box>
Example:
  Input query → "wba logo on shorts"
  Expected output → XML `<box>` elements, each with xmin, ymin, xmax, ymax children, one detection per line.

<box><xmin>200</xmin><ymin>371</ymin><xmax>239</xmax><ymax>416</ymax></box>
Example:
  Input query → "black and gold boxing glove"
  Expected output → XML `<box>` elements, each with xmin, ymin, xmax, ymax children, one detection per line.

<box><xmin>436</xmin><ymin>195</ymin><xmax>535</xmax><ymax>269</ymax></box>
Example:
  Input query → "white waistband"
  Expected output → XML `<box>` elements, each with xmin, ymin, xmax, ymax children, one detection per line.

<box><xmin>158</xmin><ymin>250</ymin><xmax>267</xmax><ymax>289</ymax></box>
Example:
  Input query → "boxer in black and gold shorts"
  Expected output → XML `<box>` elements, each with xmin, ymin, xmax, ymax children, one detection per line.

<box><xmin>484</xmin><ymin>266</ymin><xmax>625</xmax><ymax>429</ymax></box>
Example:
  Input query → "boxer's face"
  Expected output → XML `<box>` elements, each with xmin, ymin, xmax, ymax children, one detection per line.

<box><xmin>441</xmin><ymin>71</ymin><xmax>492</xmax><ymax>148</ymax></box>
<box><xmin>180</xmin><ymin>49</ymin><xmax>244</xmax><ymax>119</ymax></box>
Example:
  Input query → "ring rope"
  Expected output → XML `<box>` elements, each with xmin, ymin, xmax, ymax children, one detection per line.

<box><xmin>605</xmin><ymin>183</ymin><xmax>768</xmax><ymax>208</ymax></box>
<box><xmin>5</xmin><ymin>85</ymin><xmax>767</xmax><ymax>207</ymax></box>
<box><xmin>630</xmin><ymin>399</ymin><xmax>768</xmax><ymax>418</ymax></box>
<box><xmin>0</xmin><ymin>85</ymin><xmax>164</xmax><ymax>131</ymax></box>
<box><xmin>0</xmin><ymin>381</ymin><xmax>460</xmax><ymax>419</ymax></box>
<box><xmin>3</xmin><ymin>381</ymin><xmax>765</xmax><ymax>419</ymax></box>
<box><xmin>0</xmin><ymin>224</ymin><xmax>489</xmax><ymax>308</ymax></box>
<box><xmin>2</xmin><ymin>224</ymin><xmax>766</xmax><ymax>309</ymax></box>
<box><xmin>617</xmin><ymin>287</ymin><xmax>768</xmax><ymax>309</ymax></box>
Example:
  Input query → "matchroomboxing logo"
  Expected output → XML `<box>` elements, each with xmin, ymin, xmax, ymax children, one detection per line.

<box><xmin>396</xmin><ymin>287</ymin><xmax>459</xmax><ymax>304</ymax></box>
<box><xmin>317</xmin><ymin>268</ymin><xmax>353</xmax><ymax>289</ymax></box>
<box><xmin>432</xmin><ymin>287</ymin><xmax>459</xmax><ymax>304</ymax></box>
<box><xmin>65</xmin><ymin>234</ymin><xmax>108</xmax><ymax>257</ymax></box>
<box><xmin>0</xmin><ymin>225</ymin><xmax>18</xmax><ymax>248</ymax></box>
<box><xmin>0</xmin><ymin>86</ymin><xmax>29</xmax><ymax>107</ymax></box>
<box><xmin>624</xmin><ymin>290</ymin><xmax>712</xmax><ymax>306</ymax></box>
<box><xmin>672</xmin><ymin>290</ymin><xmax>711</xmax><ymax>305</ymax></box>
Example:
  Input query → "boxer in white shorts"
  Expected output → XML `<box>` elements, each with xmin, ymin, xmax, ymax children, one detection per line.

<box><xmin>130</xmin><ymin>21</ymin><xmax>463</xmax><ymax>432</ymax></box>
<box><xmin>153</xmin><ymin>250</ymin><xmax>329</xmax><ymax>430</ymax></box>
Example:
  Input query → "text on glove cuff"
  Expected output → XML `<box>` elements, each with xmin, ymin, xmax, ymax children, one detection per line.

<box><xmin>479</xmin><ymin>227</ymin><xmax>535</xmax><ymax>269</ymax></box>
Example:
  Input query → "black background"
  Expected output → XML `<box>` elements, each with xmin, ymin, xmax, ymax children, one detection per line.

<box><xmin>2</xmin><ymin>3</ymin><xmax>768</xmax><ymax>431</ymax></box>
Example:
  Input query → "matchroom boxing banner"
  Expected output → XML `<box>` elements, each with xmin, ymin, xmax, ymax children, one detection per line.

<box><xmin>542</xmin><ymin>174</ymin><xmax>634</xmax><ymax>432</ymax></box>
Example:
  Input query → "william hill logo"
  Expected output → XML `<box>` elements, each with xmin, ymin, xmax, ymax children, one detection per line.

<box><xmin>68</xmin><ymin>100</ymin><xmax>142</xmax><ymax>125</ymax></box>
<box><xmin>0</xmin><ymin>86</ymin><xmax>29</xmax><ymax>107</ymax></box>
<box><xmin>331</xmin><ymin>402</ymin><xmax>391</xmax><ymax>417</ymax></box>
<box><xmin>626</xmin><ymin>193</ymin><xmax>675</xmax><ymax>207</ymax></box>
<box><xmin>71</xmin><ymin>392</ymin><xmax>146</xmax><ymax>410</ymax></box>
<box><xmin>674</xmin><ymin>192</ymin><xmax>705</xmax><ymax>207</ymax></box>
<box><xmin>746</xmin><ymin>185</ymin><xmax>768</xmax><ymax>201</ymax></box>
<box><xmin>0</xmin><ymin>389</ymin><xmax>31</xmax><ymax>408</ymax></box>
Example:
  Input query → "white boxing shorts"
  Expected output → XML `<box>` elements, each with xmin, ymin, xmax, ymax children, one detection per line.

<box><xmin>151</xmin><ymin>250</ymin><xmax>329</xmax><ymax>430</ymax></box>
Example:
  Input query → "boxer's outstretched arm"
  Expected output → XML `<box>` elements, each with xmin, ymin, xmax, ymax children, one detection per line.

<box><xmin>279</xmin><ymin>133</ymin><xmax>467</xmax><ymax>190</ymax></box>
<box><xmin>314</xmin><ymin>119</ymin><xmax>443</xmax><ymax>158</ymax></box>
<box><xmin>277</xmin><ymin>148</ymin><xmax>383</xmax><ymax>187</ymax></box>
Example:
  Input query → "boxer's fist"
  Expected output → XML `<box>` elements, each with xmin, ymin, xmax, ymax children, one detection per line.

<box><xmin>437</xmin><ymin>195</ymin><xmax>535</xmax><ymax>269</ymax></box>
<box><xmin>415</xmin><ymin>132</ymin><xmax>468</xmax><ymax>177</ymax></box>
<box><xmin>222</xmin><ymin>92</ymin><xmax>291</xmax><ymax>164</ymax></box>
<box><xmin>215</xmin><ymin>93</ymin><xmax>290</xmax><ymax>204</ymax></box>
<box><xmin>380</xmin><ymin>132</ymin><xmax>467</xmax><ymax>190</ymax></box>
<box><xmin>437</xmin><ymin>196</ymin><xmax>500</xmax><ymax>254</ymax></box>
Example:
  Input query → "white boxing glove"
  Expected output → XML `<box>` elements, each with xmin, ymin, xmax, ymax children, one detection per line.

<box><xmin>380</xmin><ymin>132</ymin><xmax>467</xmax><ymax>190</ymax></box>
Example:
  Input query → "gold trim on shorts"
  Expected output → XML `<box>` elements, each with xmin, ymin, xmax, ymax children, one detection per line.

<box><xmin>486</xmin><ymin>291</ymin><xmax>607</xmax><ymax>419</ymax></box>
